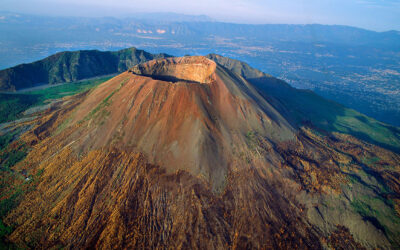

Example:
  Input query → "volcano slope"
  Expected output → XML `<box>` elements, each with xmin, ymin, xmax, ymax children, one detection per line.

<box><xmin>1</xmin><ymin>56</ymin><xmax>400</xmax><ymax>249</ymax></box>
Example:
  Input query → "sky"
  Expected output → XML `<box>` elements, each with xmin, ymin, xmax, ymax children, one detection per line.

<box><xmin>2</xmin><ymin>0</ymin><xmax>400</xmax><ymax>31</ymax></box>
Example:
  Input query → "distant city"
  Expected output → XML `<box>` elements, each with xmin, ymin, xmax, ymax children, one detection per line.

<box><xmin>1</xmin><ymin>11</ymin><xmax>400</xmax><ymax>126</ymax></box>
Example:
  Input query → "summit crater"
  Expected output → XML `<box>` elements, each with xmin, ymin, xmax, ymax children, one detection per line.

<box><xmin>129</xmin><ymin>56</ymin><xmax>217</xmax><ymax>84</ymax></box>
<box><xmin>2</xmin><ymin>54</ymin><xmax>400</xmax><ymax>249</ymax></box>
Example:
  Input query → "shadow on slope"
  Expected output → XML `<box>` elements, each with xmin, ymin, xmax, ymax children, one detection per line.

<box><xmin>130</xmin><ymin>73</ymin><xmax>204</xmax><ymax>84</ymax></box>
<box><xmin>249</xmin><ymin>77</ymin><xmax>400</xmax><ymax>153</ymax></box>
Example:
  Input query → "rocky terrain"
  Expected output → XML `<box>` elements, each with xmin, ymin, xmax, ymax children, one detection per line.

<box><xmin>1</xmin><ymin>56</ymin><xmax>400</xmax><ymax>249</ymax></box>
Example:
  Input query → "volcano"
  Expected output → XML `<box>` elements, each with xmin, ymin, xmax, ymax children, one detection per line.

<box><xmin>63</xmin><ymin>56</ymin><xmax>294</xmax><ymax>190</ymax></box>
<box><xmin>2</xmin><ymin>56</ymin><xmax>400</xmax><ymax>249</ymax></box>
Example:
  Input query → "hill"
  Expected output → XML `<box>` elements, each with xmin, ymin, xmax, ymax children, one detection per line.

<box><xmin>0</xmin><ymin>56</ymin><xmax>399</xmax><ymax>249</ymax></box>
<box><xmin>0</xmin><ymin>47</ymin><xmax>169</xmax><ymax>91</ymax></box>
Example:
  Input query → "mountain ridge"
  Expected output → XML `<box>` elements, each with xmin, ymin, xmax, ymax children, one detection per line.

<box><xmin>0</xmin><ymin>47</ymin><xmax>170</xmax><ymax>91</ymax></box>
<box><xmin>1</xmin><ymin>12</ymin><xmax>399</xmax><ymax>127</ymax></box>
<box><xmin>1</xmin><ymin>56</ymin><xmax>399</xmax><ymax>248</ymax></box>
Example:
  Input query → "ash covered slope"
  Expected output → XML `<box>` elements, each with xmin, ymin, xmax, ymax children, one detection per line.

<box><xmin>64</xmin><ymin>56</ymin><xmax>294</xmax><ymax>189</ymax></box>
<box><xmin>2</xmin><ymin>56</ymin><xmax>400</xmax><ymax>249</ymax></box>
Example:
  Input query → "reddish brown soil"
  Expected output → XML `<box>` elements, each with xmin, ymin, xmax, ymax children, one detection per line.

<box><xmin>2</xmin><ymin>56</ymin><xmax>400</xmax><ymax>249</ymax></box>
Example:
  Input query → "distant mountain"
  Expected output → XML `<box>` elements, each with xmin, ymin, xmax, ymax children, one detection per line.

<box><xmin>1</xmin><ymin>13</ymin><xmax>399</xmax><ymax>127</ymax></box>
<box><xmin>1</xmin><ymin>56</ymin><xmax>399</xmax><ymax>249</ymax></box>
<box><xmin>1</xmin><ymin>12</ymin><xmax>399</xmax><ymax>48</ymax></box>
<box><xmin>0</xmin><ymin>47</ymin><xmax>170</xmax><ymax>91</ymax></box>
<box><xmin>125</xmin><ymin>12</ymin><xmax>214</xmax><ymax>22</ymax></box>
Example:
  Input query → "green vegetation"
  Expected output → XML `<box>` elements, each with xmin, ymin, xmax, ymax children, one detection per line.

<box><xmin>0</xmin><ymin>182</ymin><xmax>24</xmax><ymax>249</ymax></box>
<box><xmin>0</xmin><ymin>189</ymin><xmax>24</xmax><ymax>219</ymax></box>
<box><xmin>347</xmin><ymin>168</ymin><xmax>400</xmax><ymax>247</ymax></box>
<box><xmin>84</xmin><ymin>91</ymin><xmax>114</xmax><ymax>121</ymax></box>
<box><xmin>295</xmin><ymin>92</ymin><xmax>400</xmax><ymax>152</ymax></box>
<box><xmin>351</xmin><ymin>196</ymin><xmax>400</xmax><ymax>246</ymax></box>
<box><xmin>0</xmin><ymin>131</ymin><xmax>28</xmax><ymax>172</ymax></box>
<box><xmin>245</xmin><ymin>130</ymin><xmax>260</xmax><ymax>154</ymax></box>
<box><xmin>1</xmin><ymin>149</ymin><xmax>27</xmax><ymax>171</ymax></box>
<box><xmin>0</xmin><ymin>166</ymin><xmax>45</xmax><ymax>248</ymax></box>
<box><xmin>82</xmin><ymin>78</ymin><xmax>128</xmax><ymax>123</ymax></box>
<box><xmin>0</xmin><ymin>130</ymin><xmax>19</xmax><ymax>151</ymax></box>
<box><xmin>0</xmin><ymin>47</ymin><xmax>169</xmax><ymax>92</ymax></box>
<box><xmin>0</xmin><ymin>94</ymin><xmax>38</xmax><ymax>124</ymax></box>
<box><xmin>251</xmin><ymin>79</ymin><xmax>400</xmax><ymax>153</ymax></box>
<box><xmin>0</xmin><ymin>76</ymin><xmax>112</xmax><ymax>246</ymax></box>
<box><xmin>0</xmin><ymin>76</ymin><xmax>112</xmax><ymax>125</ymax></box>
<box><xmin>26</xmin><ymin>76</ymin><xmax>112</xmax><ymax>100</ymax></box>
<box><xmin>0</xmin><ymin>219</ymin><xmax>12</xmax><ymax>248</ymax></box>
<box><xmin>361</xmin><ymin>156</ymin><xmax>380</xmax><ymax>166</ymax></box>
<box><xmin>245</xmin><ymin>131</ymin><xmax>256</xmax><ymax>145</ymax></box>
<box><xmin>212</xmin><ymin>55</ymin><xmax>400</xmax><ymax>152</ymax></box>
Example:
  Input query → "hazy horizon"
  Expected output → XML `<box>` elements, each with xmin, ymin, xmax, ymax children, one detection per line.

<box><xmin>2</xmin><ymin>0</ymin><xmax>400</xmax><ymax>32</ymax></box>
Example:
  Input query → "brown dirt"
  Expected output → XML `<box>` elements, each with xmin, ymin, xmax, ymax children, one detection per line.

<box><xmin>2</xmin><ymin>56</ymin><xmax>400</xmax><ymax>249</ymax></box>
